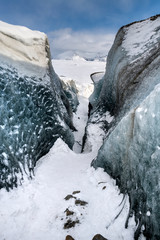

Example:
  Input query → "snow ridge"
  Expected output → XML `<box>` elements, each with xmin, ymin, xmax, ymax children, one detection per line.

<box><xmin>123</xmin><ymin>16</ymin><xmax>160</xmax><ymax>62</ymax></box>
<box><xmin>0</xmin><ymin>20</ymin><xmax>50</xmax><ymax>77</ymax></box>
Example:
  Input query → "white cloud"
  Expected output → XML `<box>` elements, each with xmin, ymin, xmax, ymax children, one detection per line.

<box><xmin>48</xmin><ymin>28</ymin><xmax>115</xmax><ymax>60</ymax></box>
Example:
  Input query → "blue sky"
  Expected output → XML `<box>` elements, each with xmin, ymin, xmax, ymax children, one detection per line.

<box><xmin>0</xmin><ymin>0</ymin><xmax>159</xmax><ymax>59</ymax></box>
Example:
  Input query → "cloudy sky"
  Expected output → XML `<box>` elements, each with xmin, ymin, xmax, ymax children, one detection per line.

<box><xmin>0</xmin><ymin>0</ymin><xmax>159</xmax><ymax>59</ymax></box>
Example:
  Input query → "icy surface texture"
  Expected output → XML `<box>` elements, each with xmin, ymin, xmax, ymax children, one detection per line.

<box><xmin>61</xmin><ymin>79</ymin><xmax>79</xmax><ymax>113</ymax></box>
<box><xmin>0</xmin><ymin>21</ymin><xmax>74</xmax><ymax>190</ymax></box>
<box><xmin>0</xmin><ymin>20</ymin><xmax>49</xmax><ymax>73</ymax></box>
<box><xmin>83</xmin><ymin>73</ymin><xmax>114</xmax><ymax>153</ymax></box>
<box><xmin>90</xmin><ymin>15</ymin><xmax>160</xmax><ymax>239</ymax></box>
<box><xmin>90</xmin><ymin>15</ymin><xmax>160</xmax><ymax>117</ymax></box>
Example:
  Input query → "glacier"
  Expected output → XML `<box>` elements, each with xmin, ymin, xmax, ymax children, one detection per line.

<box><xmin>61</xmin><ymin>79</ymin><xmax>79</xmax><ymax>113</ymax></box>
<box><xmin>86</xmin><ymin>15</ymin><xmax>160</xmax><ymax>239</ymax></box>
<box><xmin>0</xmin><ymin>21</ymin><xmax>75</xmax><ymax>190</ymax></box>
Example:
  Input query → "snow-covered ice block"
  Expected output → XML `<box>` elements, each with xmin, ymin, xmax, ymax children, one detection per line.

<box><xmin>0</xmin><ymin>21</ymin><xmax>74</xmax><ymax>190</ymax></box>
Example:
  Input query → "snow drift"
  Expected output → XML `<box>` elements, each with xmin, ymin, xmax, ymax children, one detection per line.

<box><xmin>0</xmin><ymin>21</ymin><xmax>75</xmax><ymax>190</ymax></box>
<box><xmin>85</xmin><ymin>15</ymin><xmax>160</xmax><ymax>239</ymax></box>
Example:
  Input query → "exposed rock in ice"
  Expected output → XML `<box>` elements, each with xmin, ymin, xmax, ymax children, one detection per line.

<box><xmin>90</xmin><ymin>72</ymin><xmax>104</xmax><ymax>84</ymax></box>
<box><xmin>0</xmin><ymin>21</ymin><xmax>75</xmax><ymax>190</ymax></box>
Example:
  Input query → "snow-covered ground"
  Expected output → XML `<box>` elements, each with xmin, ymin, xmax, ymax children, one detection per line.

<box><xmin>0</xmin><ymin>138</ymin><xmax>137</xmax><ymax>240</ymax></box>
<box><xmin>0</xmin><ymin>58</ymin><xmax>141</xmax><ymax>240</ymax></box>
<box><xmin>52</xmin><ymin>56</ymin><xmax>106</xmax><ymax>98</ymax></box>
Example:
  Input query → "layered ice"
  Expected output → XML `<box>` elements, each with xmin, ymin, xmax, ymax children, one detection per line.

<box><xmin>93</xmin><ymin>84</ymin><xmax>160</xmax><ymax>238</ymax></box>
<box><xmin>89</xmin><ymin>15</ymin><xmax>160</xmax><ymax>117</ymax></box>
<box><xmin>0</xmin><ymin>21</ymin><xmax>75</xmax><ymax>190</ymax></box>
<box><xmin>61</xmin><ymin>79</ymin><xmax>79</xmax><ymax>113</ymax></box>
<box><xmin>88</xmin><ymin>15</ymin><xmax>160</xmax><ymax>239</ymax></box>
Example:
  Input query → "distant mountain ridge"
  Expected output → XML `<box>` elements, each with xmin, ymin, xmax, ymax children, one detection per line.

<box><xmin>54</xmin><ymin>52</ymin><xmax>107</xmax><ymax>62</ymax></box>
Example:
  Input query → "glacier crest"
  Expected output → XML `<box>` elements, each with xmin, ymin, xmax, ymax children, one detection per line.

<box><xmin>0</xmin><ymin>21</ymin><xmax>75</xmax><ymax>190</ymax></box>
<box><xmin>89</xmin><ymin>15</ymin><xmax>160</xmax><ymax>239</ymax></box>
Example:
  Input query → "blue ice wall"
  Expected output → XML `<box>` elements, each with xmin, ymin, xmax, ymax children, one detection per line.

<box><xmin>0</xmin><ymin>64</ymin><xmax>74</xmax><ymax>190</ymax></box>
<box><xmin>61</xmin><ymin>79</ymin><xmax>79</xmax><ymax>113</ymax></box>
<box><xmin>90</xmin><ymin>15</ymin><xmax>160</xmax><ymax>239</ymax></box>
<box><xmin>92</xmin><ymin>85</ymin><xmax>160</xmax><ymax>238</ymax></box>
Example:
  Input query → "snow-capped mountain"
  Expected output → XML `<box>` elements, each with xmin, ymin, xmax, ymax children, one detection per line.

<box><xmin>55</xmin><ymin>52</ymin><xmax>107</xmax><ymax>62</ymax></box>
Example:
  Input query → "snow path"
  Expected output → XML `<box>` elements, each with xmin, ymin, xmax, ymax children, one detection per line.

<box><xmin>0</xmin><ymin>140</ymin><xmax>136</xmax><ymax>240</ymax></box>
<box><xmin>0</xmin><ymin>58</ymin><xmax>139</xmax><ymax>240</ymax></box>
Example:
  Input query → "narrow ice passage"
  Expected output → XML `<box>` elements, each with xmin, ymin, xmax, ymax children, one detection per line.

<box><xmin>0</xmin><ymin>58</ymin><xmax>143</xmax><ymax>240</ymax></box>
<box><xmin>73</xmin><ymin>95</ymin><xmax>89</xmax><ymax>153</ymax></box>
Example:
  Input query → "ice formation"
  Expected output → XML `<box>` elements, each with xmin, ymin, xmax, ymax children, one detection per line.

<box><xmin>0</xmin><ymin>21</ymin><xmax>75</xmax><ymax>190</ymax></box>
<box><xmin>86</xmin><ymin>15</ymin><xmax>160</xmax><ymax>239</ymax></box>
<box><xmin>61</xmin><ymin>79</ymin><xmax>79</xmax><ymax>113</ymax></box>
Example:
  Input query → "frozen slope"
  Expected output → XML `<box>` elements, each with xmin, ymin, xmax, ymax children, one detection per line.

<box><xmin>0</xmin><ymin>114</ymin><xmax>137</xmax><ymax>240</ymax></box>
<box><xmin>89</xmin><ymin>15</ymin><xmax>160</xmax><ymax>239</ymax></box>
<box><xmin>0</xmin><ymin>21</ymin><xmax>74</xmax><ymax>189</ymax></box>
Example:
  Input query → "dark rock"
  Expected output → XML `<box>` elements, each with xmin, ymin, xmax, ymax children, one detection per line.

<box><xmin>64</xmin><ymin>195</ymin><xmax>76</xmax><ymax>201</ymax></box>
<box><xmin>72</xmin><ymin>190</ymin><xmax>81</xmax><ymax>195</ymax></box>
<box><xmin>92</xmin><ymin>234</ymin><xmax>108</xmax><ymax>240</ymax></box>
<box><xmin>64</xmin><ymin>208</ymin><xmax>74</xmax><ymax>216</ymax></box>
<box><xmin>98</xmin><ymin>182</ymin><xmax>107</xmax><ymax>185</ymax></box>
<box><xmin>65</xmin><ymin>235</ymin><xmax>75</xmax><ymax>240</ymax></box>
<box><xmin>64</xmin><ymin>219</ymin><xmax>79</xmax><ymax>229</ymax></box>
<box><xmin>75</xmin><ymin>199</ymin><xmax>88</xmax><ymax>206</ymax></box>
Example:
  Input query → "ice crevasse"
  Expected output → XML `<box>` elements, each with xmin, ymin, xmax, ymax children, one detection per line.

<box><xmin>87</xmin><ymin>15</ymin><xmax>160</xmax><ymax>239</ymax></box>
